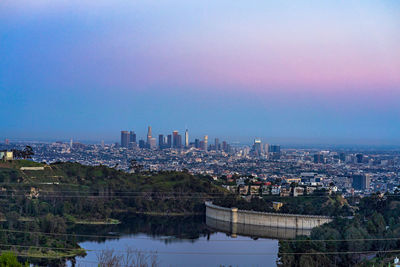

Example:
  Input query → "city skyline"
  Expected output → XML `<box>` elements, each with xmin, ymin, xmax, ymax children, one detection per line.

<box><xmin>2</xmin><ymin>125</ymin><xmax>400</xmax><ymax>147</ymax></box>
<box><xmin>1</xmin><ymin>1</ymin><xmax>399</xmax><ymax>145</ymax></box>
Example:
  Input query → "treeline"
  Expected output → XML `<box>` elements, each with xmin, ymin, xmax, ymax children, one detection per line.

<box><xmin>1</xmin><ymin>162</ymin><xmax>229</xmax><ymax>220</ymax></box>
<box><xmin>213</xmin><ymin>192</ymin><xmax>353</xmax><ymax>217</ymax></box>
<box><xmin>0</xmin><ymin>213</ymin><xmax>84</xmax><ymax>266</ymax></box>
<box><xmin>278</xmin><ymin>194</ymin><xmax>400</xmax><ymax>266</ymax></box>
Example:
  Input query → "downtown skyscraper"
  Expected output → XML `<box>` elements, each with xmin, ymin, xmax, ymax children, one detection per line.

<box><xmin>172</xmin><ymin>130</ymin><xmax>182</xmax><ymax>148</ymax></box>
<box><xmin>118</xmin><ymin>127</ymin><xmax>221</xmax><ymax>153</ymax></box>
<box><xmin>185</xmin><ymin>129</ymin><xmax>189</xmax><ymax>148</ymax></box>
<box><xmin>147</xmin><ymin>126</ymin><xmax>152</xmax><ymax>145</ymax></box>
<box><xmin>121</xmin><ymin>131</ymin><xmax>130</xmax><ymax>148</ymax></box>
<box><xmin>130</xmin><ymin>131</ymin><xmax>136</xmax><ymax>143</ymax></box>
<box><xmin>158</xmin><ymin>134</ymin><xmax>164</xmax><ymax>149</ymax></box>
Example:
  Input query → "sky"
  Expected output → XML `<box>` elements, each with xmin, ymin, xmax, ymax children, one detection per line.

<box><xmin>0</xmin><ymin>0</ymin><xmax>399</xmax><ymax>145</ymax></box>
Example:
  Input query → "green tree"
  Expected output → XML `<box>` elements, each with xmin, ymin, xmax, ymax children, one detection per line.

<box><xmin>0</xmin><ymin>251</ymin><xmax>26</xmax><ymax>267</ymax></box>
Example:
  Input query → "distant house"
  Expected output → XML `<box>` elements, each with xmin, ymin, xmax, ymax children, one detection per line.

<box><xmin>238</xmin><ymin>185</ymin><xmax>248</xmax><ymax>195</ymax></box>
<box><xmin>0</xmin><ymin>151</ymin><xmax>13</xmax><ymax>161</ymax></box>
<box><xmin>306</xmin><ymin>186</ymin><xmax>317</xmax><ymax>195</ymax></box>
<box><xmin>271</xmin><ymin>185</ymin><xmax>281</xmax><ymax>195</ymax></box>
<box><xmin>293</xmin><ymin>187</ymin><xmax>305</xmax><ymax>197</ymax></box>
<box><xmin>250</xmin><ymin>185</ymin><xmax>260</xmax><ymax>195</ymax></box>
<box><xmin>262</xmin><ymin>185</ymin><xmax>270</xmax><ymax>195</ymax></box>
<box><xmin>285</xmin><ymin>178</ymin><xmax>301</xmax><ymax>184</ymax></box>
<box><xmin>280</xmin><ymin>186</ymin><xmax>291</xmax><ymax>197</ymax></box>
<box><xmin>300</xmin><ymin>172</ymin><xmax>317</xmax><ymax>184</ymax></box>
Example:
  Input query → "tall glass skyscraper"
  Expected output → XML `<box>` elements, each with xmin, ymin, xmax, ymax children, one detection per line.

<box><xmin>121</xmin><ymin>131</ymin><xmax>130</xmax><ymax>148</ymax></box>
<box><xmin>158</xmin><ymin>134</ymin><xmax>164</xmax><ymax>149</ymax></box>
<box><xmin>129</xmin><ymin>131</ymin><xmax>136</xmax><ymax>143</ymax></box>
<box><xmin>172</xmin><ymin>131</ymin><xmax>179</xmax><ymax>148</ymax></box>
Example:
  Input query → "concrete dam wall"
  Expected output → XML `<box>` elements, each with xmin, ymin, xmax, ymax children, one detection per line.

<box><xmin>205</xmin><ymin>201</ymin><xmax>332</xmax><ymax>230</ymax></box>
<box><xmin>206</xmin><ymin>217</ymin><xmax>311</xmax><ymax>239</ymax></box>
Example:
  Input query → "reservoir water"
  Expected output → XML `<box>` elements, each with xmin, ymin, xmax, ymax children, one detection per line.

<box><xmin>68</xmin><ymin>215</ymin><xmax>287</xmax><ymax>267</ymax></box>
<box><xmin>76</xmin><ymin>232</ymin><xmax>278</xmax><ymax>267</ymax></box>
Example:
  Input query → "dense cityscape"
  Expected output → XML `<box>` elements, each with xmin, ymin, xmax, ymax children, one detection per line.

<box><xmin>2</xmin><ymin>126</ymin><xmax>399</xmax><ymax>200</ymax></box>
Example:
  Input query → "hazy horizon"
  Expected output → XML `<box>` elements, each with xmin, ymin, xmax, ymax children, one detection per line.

<box><xmin>2</xmin><ymin>134</ymin><xmax>400</xmax><ymax>147</ymax></box>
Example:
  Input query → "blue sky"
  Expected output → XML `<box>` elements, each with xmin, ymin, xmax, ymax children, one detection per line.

<box><xmin>1</xmin><ymin>0</ymin><xmax>399</xmax><ymax>144</ymax></box>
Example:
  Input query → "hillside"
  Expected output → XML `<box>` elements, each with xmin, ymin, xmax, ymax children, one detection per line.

<box><xmin>0</xmin><ymin>160</ymin><xmax>228</xmax><ymax>219</ymax></box>
<box><xmin>0</xmin><ymin>160</ymin><xmax>228</xmax><ymax>263</ymax></box>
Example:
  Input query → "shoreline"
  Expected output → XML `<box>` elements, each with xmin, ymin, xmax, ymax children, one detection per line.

<box><xmin>131</xmin><ymin>211</ymin><xmax>203</xmax><ymax>216</ymax></box>
<box><xmin>74</xmin><ymin>218</ymin><xmax>121</xmax><ymax>225</ymax></box>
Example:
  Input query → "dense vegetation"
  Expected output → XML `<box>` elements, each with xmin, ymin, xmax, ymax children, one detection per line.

<box><xmin>278</xmin><ymin>193</ymin><xmax>400</xmax><ymax>266</ymax></box>
<box><xmin>0</xmin><ymin>161</ymin><xmax>228</xmax><ymax>220</ymax></box>
<box><xmin>214</xmin><ymin>191</ymin><xmax>353</xmax><ymax>217</ymax></box>
<box><xmin>0</xmin><ymin>251</ymin><xmax>29</xmax><ymax>267</ymax></box>
<box><xmin>0</xmin><ymin>160</ymin><xmax>228</xmax><ymax>264</ymax></box>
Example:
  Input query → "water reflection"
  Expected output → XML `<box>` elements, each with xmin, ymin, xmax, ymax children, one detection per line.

<box><xmin>70</xmin><ymin>214</ymin><xmax>212</xmax><ymax>244</ymax></box>
<box><xmin>70</xmin><ymin>215</ymin><xmax>280</xmax><ymax>266</ymax></box>
<box><xmin>25</xmin><ymin>215</ymin><xmax>292</xmax><ymax>266</ymax></box>
<box><xmin>206</xmin><ymin>217</ymin><xmax>311</xmax><ymax>239</ymax></box>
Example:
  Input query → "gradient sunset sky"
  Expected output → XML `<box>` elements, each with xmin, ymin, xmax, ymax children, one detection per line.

<box><xmin>1</xmin><ymin>0</ymin><xmax>399</xmax><ymax>144</ymax></box>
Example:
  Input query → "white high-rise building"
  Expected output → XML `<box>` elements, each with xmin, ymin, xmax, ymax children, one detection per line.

<box><xmin>264</xmin><ymin>143</ymin><xmax>269</xmax><ymax>154</ymax></box>
<box><xmin>204</xmin><ymin>135</ymin><xmax>208</xmax><ymax>151</ymax></box>
<box><xmin>147</xmin><ymin>126</ymin><xmax>152</xmax><ymax>145</ymax></box>
<box><xmin>149</xmin><ymin>137</ymin><xmax>157</xmax><ymax>149</ymax></box>
<box><xmin>185</xmin><ymin>129</ymin><xmax>189</xmax><ymax>148</ymax></box>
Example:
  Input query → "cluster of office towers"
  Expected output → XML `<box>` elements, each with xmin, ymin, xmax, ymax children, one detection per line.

<box><xmin>252</xmin><ymin>138</ymin><xmax>281</xmax><ymax>156</ymax></box>
<box><xmin>120</xmin><ymin>127</ymin><xmax>231</xmax><ymax>152</ymax></box>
